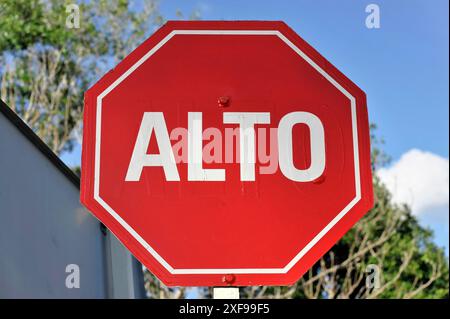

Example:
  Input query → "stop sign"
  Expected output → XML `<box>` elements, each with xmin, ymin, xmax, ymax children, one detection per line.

<box><xmin>81</xmin><ymin>21</ymin><xmax>373</xmax><ymax>286</ymax></box>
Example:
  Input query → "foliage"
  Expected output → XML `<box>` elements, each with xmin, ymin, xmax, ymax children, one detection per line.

<box><xmin>144</xmin><ymin>270</ymin><xmax>187</xmax><ymax>299</ymax></box>
<box><xmin>235</xmin><ymin>128</ymin><xmax>449</xmax><ymax>299</ymax></box>
<box><xmin>236</xmin><ymin>176</ymin><xmax>449</xmax><ymax>299</ymax></box>
<box><xmin>0</xmin><ymin>0</ymin><xmax>163</xmax><ymax>153</ymax></box>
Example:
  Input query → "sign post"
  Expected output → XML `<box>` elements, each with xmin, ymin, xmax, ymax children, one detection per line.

<box><xmin>81</xmin><ymin>20</ymin><xmax>373</xmax><ymax>289</ymax></box>
<box><xmin>213</xmin><ymin>288</ymin><xmax>240</xmax><ymax>299</ymax></box>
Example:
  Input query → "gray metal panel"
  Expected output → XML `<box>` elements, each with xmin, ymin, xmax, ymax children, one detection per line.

<box><xmin>0</xmin><ymin>102</ymin><xmax>146</xmax><ymax>298</ymax></box>
<box><xmin>105</xmin><ymin>232</ymin><xmax>147</xmax><ymax>299</ymax></box>
<box><xmin>0</xmin><ymin>112</ymin><xmax>107</xmax><ymax>298</ymax></box>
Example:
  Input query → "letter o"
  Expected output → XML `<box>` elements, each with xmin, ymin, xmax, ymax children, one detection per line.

<box><xmin>278</xmin><ymin>112</ymin><xmax>325</xmax><ymax>182</ymax></box>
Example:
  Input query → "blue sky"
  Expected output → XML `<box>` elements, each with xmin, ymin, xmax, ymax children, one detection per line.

<box><xmin>158</xmin><ymin>0</ymin><xmax>449</xmax><ymax>159</ymax></box>
<box><xmin>62</xmin><ymin>0</ymin><xmax>449</xmax><ymax>251</ymax></box>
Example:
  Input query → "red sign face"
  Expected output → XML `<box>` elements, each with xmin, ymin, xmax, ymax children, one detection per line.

<box><xmin>81</xmin><ymin>21</ymin><xmax>373</xmax><ymax>286</ymax></box>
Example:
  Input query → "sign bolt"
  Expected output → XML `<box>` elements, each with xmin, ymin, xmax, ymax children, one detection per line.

<box><xmin>218</xmin><ymin>96</ymin><xmax>231</xmax><ymax>107</ymax></box>
<box><xmin>222</xmin><ymin>274</ymin><xmax>236</xmax><ymax>285</ymax></box>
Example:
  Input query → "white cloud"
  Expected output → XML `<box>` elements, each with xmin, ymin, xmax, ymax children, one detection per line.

<box><xmin>377</xmin><ymin>149</ymin><xmax>449</xmax><ymax>217</ymax></box>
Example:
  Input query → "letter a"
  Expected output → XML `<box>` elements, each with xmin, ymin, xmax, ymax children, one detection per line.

<box><xmin>125</xmin><ymin>112</ymin><xmax>180</xmax><ymax>181</ymax></box>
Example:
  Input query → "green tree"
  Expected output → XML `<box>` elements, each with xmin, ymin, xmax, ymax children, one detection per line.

<box><xmin>0</xmin><ymin>0</ymin><xmax>163</xmax><ymax>153</ymax></box>
<box><xmin>236</xmin><ymin>177</ymin><xmax>448</xmax><ymax>299</ymax></box>
<box><xmin>235</xmin><ymin>127</ymin><xmax>449</xmax><ymax>299</ymax></box>
<box><xmin>0</xmin><ymin>0</ymin><xmax>198</xmax><ymax>299</ymax></box>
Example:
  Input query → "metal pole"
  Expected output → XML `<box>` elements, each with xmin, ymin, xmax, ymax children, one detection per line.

<box><xmin>213</xmin><ymin>287</ymin><xmax>240</xmax><ymax>299</ymax></box>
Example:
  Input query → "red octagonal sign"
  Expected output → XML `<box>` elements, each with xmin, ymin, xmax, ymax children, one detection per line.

<box><xmin>81</xmin><ymin>21</ymin><xmax>373</xmax><ymax>286</ymax></box>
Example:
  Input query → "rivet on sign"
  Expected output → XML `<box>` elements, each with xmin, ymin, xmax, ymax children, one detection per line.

<box><xmin>222</xmin><ymin>274</ymin><xmax>236</xmax><ymax>285</ymax></box>
<box><xmin>218</xmin><ymin>96</ymin><xmax>231</xmax><ymax>107</ymax></box>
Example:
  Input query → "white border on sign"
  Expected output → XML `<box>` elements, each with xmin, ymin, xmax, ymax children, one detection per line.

<box><xmin>93</xmin><ymin>30</ymin><xmax>361</xmax><ymax>275</ymax></box>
